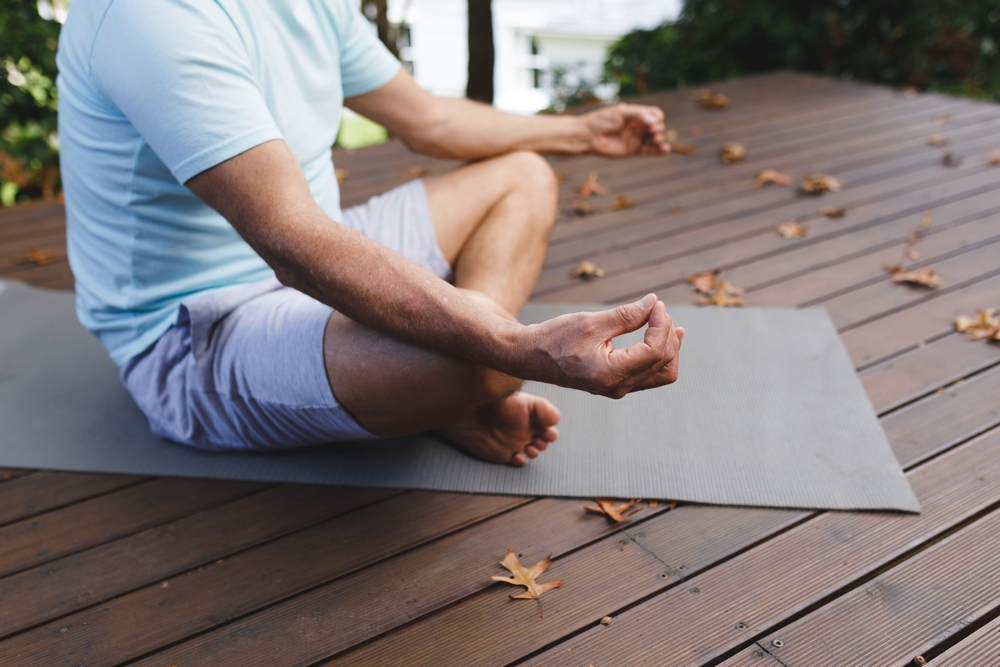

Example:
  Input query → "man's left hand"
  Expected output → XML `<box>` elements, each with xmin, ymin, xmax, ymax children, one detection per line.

<box><xmin>583</xmin><ymin>103</ymin><xmax>670</xmax><ymax>157</ymax></box>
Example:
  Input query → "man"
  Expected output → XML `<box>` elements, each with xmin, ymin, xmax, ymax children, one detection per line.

<box><xmin>56</xmin><ymin>0</ymin><xmax>683</xmax><ymax>466</ymax></box>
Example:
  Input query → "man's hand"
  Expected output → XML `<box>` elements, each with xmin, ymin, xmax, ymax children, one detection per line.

<box><xmin>527</xmin><ymin>294</ymin><xmax>684</xmax><ymax>398</ymax></box>
<box><xmin>583</xmin><ymin>103</ymin><xmax>671</xmax><ymax>157</ymax></box>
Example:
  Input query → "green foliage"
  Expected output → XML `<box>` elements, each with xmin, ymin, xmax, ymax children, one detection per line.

<box><xmin>607</xmin><ymin>0</ymin><xmax>1000</xmax><ymax>101</ymax></box>
<box><xmin>0</xmin><ymin>0</ymin><xmax>62</xmax><ymax>204</ymax></box>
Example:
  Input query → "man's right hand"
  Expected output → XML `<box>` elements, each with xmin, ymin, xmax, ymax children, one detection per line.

<box><xmin>525</xmin><ymin>294</ymin><xmax>684</xmax><ymax>398</ymax></box>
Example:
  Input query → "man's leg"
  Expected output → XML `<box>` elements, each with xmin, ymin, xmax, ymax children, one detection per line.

<box><xmin>325</xmin><ymin>151</ymin><xmax>560</xmax><ymax>465</ymax></box>
<box><xmin>424</xmin><ymin>150</ymin><xmax>559</xmax><ymax>314</ymax></box>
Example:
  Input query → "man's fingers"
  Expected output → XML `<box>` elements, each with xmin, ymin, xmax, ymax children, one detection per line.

<box><xmin>642</xmin><ymin>300</ymin><xmax>672</xmax><ymax>353</ymax></box>
<box><xmin>599</xmin><ymin>293</ymin><xmax>657</xmax><ymax>338</ymax></box>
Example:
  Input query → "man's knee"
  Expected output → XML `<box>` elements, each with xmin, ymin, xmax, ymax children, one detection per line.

<box><xmin>503</xmin><ymin>150</ymin><xmax>558</xmax><ymax>202</ymax></box>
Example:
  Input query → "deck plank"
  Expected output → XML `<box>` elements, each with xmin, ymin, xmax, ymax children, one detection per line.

<box><xmin>747</xmin><ymin>506</ymin><xmax>1000</xmax><ymax>667</ymax></box>
<box><xmin>932</xmin><ymin>614</ymin><xmax>1000</xmax><ymax>666</ymax></box>
<box><xmin>0</xmin><ymin>492</ymin><xmax>526</xmax><ymax>666</ymax></box>
<box><xmin>0</xmin><ymin>486</ymin><xmax>397</xmax><ymax>638</ymax></box>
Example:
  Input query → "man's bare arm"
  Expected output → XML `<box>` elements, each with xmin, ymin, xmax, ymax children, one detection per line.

<box><xmin>345</xmin><ymin>70</ymin><xmax>670</xmax><ymax>160</ymax></box>
<box><xmin>185</xmin><ymin>140</ymin><xmax>681</xmax><ymax>397</ymax></box>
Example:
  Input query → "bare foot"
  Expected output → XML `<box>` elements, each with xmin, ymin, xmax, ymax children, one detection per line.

<box><xmin>440</xmin><ymin>392</ymin><xmax>561</xmax><ymax>466</ymax></box>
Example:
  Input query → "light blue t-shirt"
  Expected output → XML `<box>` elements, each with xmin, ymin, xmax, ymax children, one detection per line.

<box><xmin>56</xmin><ymin>0</ymin><xmax>400</xmax><ymax>365</ymax></box>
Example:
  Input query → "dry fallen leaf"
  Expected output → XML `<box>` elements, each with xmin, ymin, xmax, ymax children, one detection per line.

<box><xmin>720</xmin><ymin>142</ymin><xmax>746</xmax><ymax>164</ymax></box>
<box><xmin>647</xmin><ymin>500</ymin><xmax>658</xmax><ymax>508</ymax></box>
<box><xmin>776</xmin><ymin>221</ymin><xmax>807</xmax><ymax>239</ymax></box>
<box><xmin>571</xmin><ymin>260</ymin><xmax>605</xmax><ymax>279</ymax></box>
<box><xmin>335</xmin><ymin>168</ymin><xmax>350</xmax><ymax>183</ymax></box>
<box><xmin>671</xmin><ymin>143</ymin><xmax>694</xmax><ymax>155</ymax></box>
<box><xmin>17</xmin><ymin>248</ymin><xmax>62</xmax><ymax>265</ymax></box>
<box><xmin>989</xmin><ymin>149</ymin><xmax>1000</xmax><ymax>166</ymax></box>
<box><xmin>697</xmin><ymin>89</ymin><xmax>730</xmax><ymax>110</ymax></box>
<box><xmin>556</xmin><ymin>172</ymin><xmax>568</xmax><ymax>183</ymax></box>
<box><xmin>600</xmin><ymin>616</ymin><xmax>613</xmax><ymax>626</ymax></box>
<box><xmin>954</xmin><ymin>310</ymin><xmax>1000</xmax><ymax>341</ymax></box>
<box><xmin>908</xmin><ymin>215</ymin><xmax>932</xmax><ymax>245</ymax></box>
<box><xmin>903</xmin><ymin>87</ymin><xmax>919</xmax><ymax>98</ymax></box>
<box><xmin>699</xmin><ymin>285</ymin><xmax>747</xmax><ymax>307</ymax></box>
<box><xmin>670</xmin><ymin>205</ymin><xmax>682</xmax><ymax>215</ymax></box>
<box><xmin>941</xmin><ymin>152</ymin><xmax>962</xmax><ymax>167</ymax></box>
<box><xmin>610</xmin><ymin>195</ymin><xmax>636</xmax><ymax>211</ymax></box>
<box><xmin>491</xmin><ymin>550</ymin><xmax>563</xmax><ymax>601</ymax></box>
<box><xmin>584</xmin><ymin>498</ymin><xmax>638</xmax><ymax>523</ymax></box>
<box><xmin>685</xmin><ymin>269</ymin><xmax>720</xmax><ymax>295</ymax></box>
<box><xmin>905</xmin><ymin>247</ymin><xmax>921</xmax><ymax>261</ymax></box>
<box><xmin>926</xmin><ymin>134</ymin><xmax>947</xmax><ymax>146</ymax></box>
<box><xmin>567</xmin><ymin>200</ymin><xmax>595</xmax><ymax>216</ymax></box>
<box><xmin>754</xmin><ymin>169</ymin><xmax>794</xmax><ymax>188</ymax></box>
<box><xmin>404</xmin><ymin>166</ymin><xmax>429</xmax><ymax>178</ymax></box>
<box><xmin>821</xmin><ymin>207</ymin><xmax>846</xmax><ymax>218</ymax></box>
<box><xmin>884</xmin><ymin>265</ymin><xmax>944</xmax><ymax>288</ymax></box>
<box><xmin>799</xmin><ymin>173</ymin><xmax>843</xmax><ymax>196</ymax></box>
<box><xmin>664</xmin><ymin>128</ymin><xmax>678</xmax><ymax>143</ymax></box>
<box><xmin>932</xmin><ymin>113</ymin><xmax>952</xmax><ymax>124</ymax></box>
<box><xmin>579</xmin><ymin>171</ymin><xmax>609</xmax><ymax>198</ymax></box>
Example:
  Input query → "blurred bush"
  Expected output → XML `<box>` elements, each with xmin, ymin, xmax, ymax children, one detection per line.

<box><xmin>607</xmin><ymin>0</ymin><xmax>1000</xmax><ymax>101</ymax></box>
<box><xmin>0</xmin><ymin>0</ymin><xmax>61</xmax><ymax>206</ymax></box>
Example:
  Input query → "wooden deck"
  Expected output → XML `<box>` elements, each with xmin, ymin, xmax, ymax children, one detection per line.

<box><xmin>2</xmin><ymin>71</ymin><xmax>1000</xmax><ymax>666</ymax></box>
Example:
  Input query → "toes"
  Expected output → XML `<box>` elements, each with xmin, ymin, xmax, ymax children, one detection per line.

<box><xmin>525</xmin><ymin>445</ymin><xmax>540</xmax><ymax>458</ymax></box>
<box><xmin>532</xmin><ymin>437</ymin><xmax>550</xmax><ymax>452</ymax></box>
<box><xmin>511</xmin><ymin>451</ymin><xmax>528</xmax><ymax>466</ymax></box>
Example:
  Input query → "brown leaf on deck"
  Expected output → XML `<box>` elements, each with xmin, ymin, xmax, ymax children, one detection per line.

<box><xmin>17</xmin><ymin>248</ymin><xmax>62</xmax><ymax>265</ymax></box>
<box><xmin>799</xmin><ymin>173</ymin><xmax>842</xmax><ymax>196</ymax></box>
<box><xmin>579</xmin><ymin>171</ymin><xmax>609</xmax><ymax>198</ymax></box>
<box><xmin>685</xmin><ymin>269</ymin><xmax>720</xmax><ymax>295</ymax></box>
<box><xmin>884</xmin><ymin>265</ymin><xmax>943</xmax><ymax>288</ymax></box>
<box><xmin>821</xmin><ymin>207</ymin><xmax>846</xmax><ymax>218</ymax></box>
<box><xmin>776</xmin><ymin>221</ymin><xmax>807</xmax><ymax>239</ymax></box>
<box><xmin>610</xmin><ymin>195</ymin><xmax>636</xmax><ymax>211</ymax></box>
<box><xmin>491</xmin><ymin>550</ymin><xmax>563</xmax><ymax>600</ymax></box>
<box><xmin>926</xmin><ymin>134</ymin><xmax>947</xmax><ymax>146</ymax></box>
<box><xmin>719</xmin><ymin>142</ymin><xmax>746</xmax><ymax>164</ymax></box>
<box><xmin>696</xmin><ymin>89</ymin><xmax>730</xmax><ymax>110</ymax></box>
<box><xmin>584</xmin><ymin>498</ymin><xmax>638</xmax><ymax>523</ymax></box>
<box><xmin>335</xmin><ymin>168</ymin><xmax>350</xmax><ymax>183</ymax></box>
<box><xmin>556</xmin><ymin>172</ymin><xmax>568</xmax><ymax>182</ymax></box>
<box><xmin>955</xmin><ymin>310</ymin><xmax>1000</xmax><ymax>341</ymax></box>
<box><xmin>671</xmin><ymin>143</ymin><xmax>694</xmax><ymax>155</ymax></box>
<box><xmin>571</xmin><ymin>260</ymin><xmax>605</xmax><ymax>279</ymax></box>
<box><xmin>932</xmin><ymin>113</ymin><xmax>952</xmax><ymax>124</ymax></box>
<box><xmin>905</xmin><ymin>247</ymin><xmax>921</xmax><ymax>260</ymax></box>
<box><xmin>404</xmin><ymin>166</ymin><xmax>430</xmax><ymax>178</ymax></box>
<box><xmin>686</xmin><ymin>270</ymin><xmax>746</xmax><ymax>306</ymax></box>
<box><xmin>907</xmin><ymin>215</ymin><xmax>932</xmax><ymax>245</ymax></box>
<box><xmin>988</xmin><ymin>149</ymin><xmax>1000</xmax><ymax>166</ymax></box>
<box><xmin>670</xmin><ymin>205</ymin><xmax>682</xmax><ymax>215</ymax></box>
<box><xmin>664</xmin><ymin>128</ymin><xmax>678</xmax><ymax>143</ymax></box>
<box><xmin>902</xmin><ymin>87</ymin><xmax>919</xmax><ymax>98</ymax></box>
<box><xmin>941</xmin><ymin>152</ymin><xmax>962</xmax><ymax>167</ymax></box>
<box><xmin>698</xmin><ymin>282</ymin><xmax>747</xmax><ymax>307</ymax></box>
<box><xmin>754</xmin><ymin>169</ymin><xmax>793</xmax><ymax>188</ymax></box>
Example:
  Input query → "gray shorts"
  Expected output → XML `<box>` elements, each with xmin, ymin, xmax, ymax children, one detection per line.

<box><xmin>121</xmin><ymin>179</ymin><xmax>452</xmax><ymax>451</ymax></box>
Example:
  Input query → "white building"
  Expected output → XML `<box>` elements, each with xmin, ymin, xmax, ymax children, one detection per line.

<box><xmin>387</xmin><ymin>0</ymin><xmax>680</xmax><ymax>114</ymax></box>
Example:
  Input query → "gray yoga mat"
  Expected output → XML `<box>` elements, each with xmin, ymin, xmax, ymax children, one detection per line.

<box><xmin>0</xmin><ymin>280</ymin><xmax>919</xmax><ymax>512</ymax></box>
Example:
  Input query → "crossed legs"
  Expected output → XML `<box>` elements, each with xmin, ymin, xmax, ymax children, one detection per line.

<box><xmin>324</xmin><ymin>151</ymin><xmax>561</xmax><ymax>465</ymax></box>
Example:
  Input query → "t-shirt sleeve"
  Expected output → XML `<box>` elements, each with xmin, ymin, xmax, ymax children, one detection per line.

<box><xmin>336</xmin><ymin>0</ymin><xmax>402</xmax><ymax>98</ymax></box>
<box><xmin>89</xmin><ymin>0</ymin><xmax>284</xmax><ymax>184</ymax></box>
